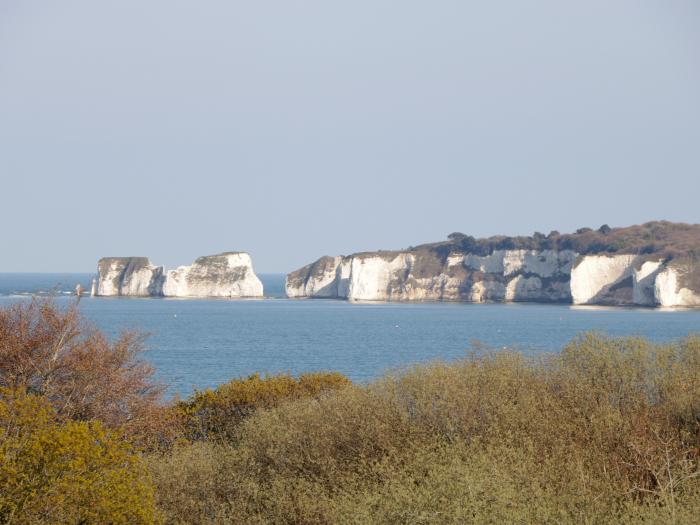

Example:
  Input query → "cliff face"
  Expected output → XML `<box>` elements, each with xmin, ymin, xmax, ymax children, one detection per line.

<box><xmin>95</xmin><ymin>253</ymin><xmax>263</xmax><ymax>298</ymax></box>
<box><xmin>654</xmin><ymin>259</ymin><xmax>700</xmax><ymax>307</ymax></box>
<box><xmin>96</xmin><ymin>257</ymin><xmax>164</xmax><ymax>297</ymax></box>
<box><xmin>161</xmin><ymin>253</ymin><xmax>263</xmax><ymax>297</ymax></box>
<box><xmin>286</xmin><ymin>223</ymin><xmax>700</xmax><ymax>307</ymax></box>
<box><xmin>287</xmin><ymin>250</ymin><xmax>569</xmax><ymax>303</ymax></box>
<box><xmin>287</xmin><ymin>251</ymin><xmax>700</xmax><ymax>307</ymax></box>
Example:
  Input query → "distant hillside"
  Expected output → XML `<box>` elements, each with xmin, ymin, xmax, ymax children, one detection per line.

<box><xmin>407</xmin><ymin>221</ymin><xmax>700</xmax><ymax>260</ymax></box>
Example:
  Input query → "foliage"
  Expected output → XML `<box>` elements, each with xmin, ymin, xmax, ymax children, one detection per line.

<box><xmin>0</xmin><ymin>388</ymin><xmax>159</xmax><ymax>525</ymax></box>
<box><xmin>0</xmin><ymin>298</ymin><xmax>173</xmax><ymax>446</ymax></box>
<box><xmin>146</xmin><ymin>442</ymin><xmax>237</xmax><ymax>525</ymax></box>
<box><xmin>175</xmin><ymin>371</ymin><xmax>351</xmax><ymax>441</ymax></box>
<box><xmin>3</xmin><ymin>296</ymin><xmax>698</xmax><ymax>523</ymax></box>
<box><xmin>437</xmin><ymin>221</ymin><xmax>700</xmax><ymax>258</ymax></box>
<box><xmin>151</xmin><ymin>334</ymin><xmax>700</xmax><ymax>524</ymax></box>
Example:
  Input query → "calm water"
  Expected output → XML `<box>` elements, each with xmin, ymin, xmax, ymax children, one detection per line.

<box><xmin>1</xmin><ymin>273</ymin><xmax>699</xmax><ymax>397</ymax></box>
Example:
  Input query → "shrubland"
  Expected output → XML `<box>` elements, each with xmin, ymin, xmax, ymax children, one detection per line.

<box><xmin>175</xmin><ymin>371</ymin><xmax>351</xmax><ymax>441</ymax></box>
<box><xmin>150</xmin><ymin>333</ymin><xmax>700</xmax><ymax>524</ymax></box>
<box><xmin>440</xmin><ymin>220</ymin><xmax>700</xmax><ymax>258</ymax></box>
<box><xmin>1</xmin><ymin>299</ymin><xmax>700</xmax><ymax>524</ymax></box>
<box><xmin>0</xmin><ymin>388</ymin><xmax>158</xmax><ymax>525</ymax></box>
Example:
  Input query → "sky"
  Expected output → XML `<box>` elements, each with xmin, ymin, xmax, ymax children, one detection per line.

<box><xmin>1</xmin><ymin>1</ymin><xmax>698</xmax><ymax>273</ymax></box>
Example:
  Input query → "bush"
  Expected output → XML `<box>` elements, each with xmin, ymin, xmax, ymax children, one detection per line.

<box><xmin>146</xmin><ymin>442</ymin><xmax>237</xmax><ymax>525</ymax></box>
<box><xmin>0</xmin><ymin>388</ymin><xmax>159</xmax><ymax>525</ymax></box>
<box><xmin>4</xmin><ymin>298</ymin><xmax>697</xmax><ymax>524</ymax></box>
<box><xmin>151</xmin><ymin>334</ymin><xmax>700</xmax><ymax>524</ymax></box>
<box><xmin>176</xmin><ymin>371</ymin><xmax>351</xmax><ymax>441</ymax></box>
<box><xmin>0</xmin><ymin>298</ymin><xmax>172</xmax><ymax>446</ymax></box>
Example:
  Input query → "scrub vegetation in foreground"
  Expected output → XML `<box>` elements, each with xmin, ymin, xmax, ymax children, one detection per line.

<box><xmin>1</xmin><ymin>299</ymin><xmax>699</xmax><ymax>524</ymax></box>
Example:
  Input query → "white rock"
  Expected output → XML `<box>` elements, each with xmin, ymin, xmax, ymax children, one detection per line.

<box><xmin>506</xmin><ymin>275</ymin><xmax>543</xmax><ymax>301</ymax></box>
<box><xmin>348</xmin><ymin>254</ymin><xmax>413</xmax><ymax>301</ymax></box>
<box><xmin>446</xmin><ymin>254</ymin><xmax>464</xmax><ymax>266</ymax></box>
<box><xmin>287</xmin><ymin>249</ymin><xmax>699</xmax><ymax>308</ymax></box>
<box><xmin>288</xmin><ymin>249</ymin><xmax>575</xmax><ymax>303</ymax></box>
<box><xmin>463</xmin><ymin>252</ymin><xmax>505</xmax><ymax>273</ymax></box>
<box><xmin>654</xmin><ymin>264</ymin><xmax>700</xmax><ymax>307</ymax></box>
<box><xmin>96</xmin><ymin>253</ymin><xmax>263</xmax><ymax>298</ymax></box>
<box><xmin>285</xmin><ymin>256</ymin><xmax>342</xmax><ymax>298</ymax></box>
<box><xmin>96</xmin><ymin>257</ymin><xmax>163</xmax><ymax>297</ymax></box>
<box><xmin>570</xmin><ymin>255</ymin><xmax>637</xmax><ymax>304</ymax></box>
<box><xmin>162</xmin><ymin>253</ymin><xmax>263</xmax><ymax>298</ymax></box>
<box><xmin>469</xmin><ymin>280</ymin><xmax>507</xmax><ymax>302</ymax></box>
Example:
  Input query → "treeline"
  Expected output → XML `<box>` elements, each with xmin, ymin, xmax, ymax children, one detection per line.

<box><xmin>1</xmin><ymin>299</ymin><xmax>700</xmax><ymax>524</ymax></box>
<box><xmin>427</xmin><ymin>221</ymin><xmax>700</xmax><ymax>258</ymax></box>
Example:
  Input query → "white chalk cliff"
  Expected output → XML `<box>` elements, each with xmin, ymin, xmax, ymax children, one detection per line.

<box><xmin>287</xmin><ymin>251</ymin><xmax>700</xmax><ymax>307</ymax></box>
<box><xmin>96</xmin><ymin>258</ymin><xmax>164</xmax><ymax>297</ymax></box>
<box><xmin>654</xmin><ymin>261</ymin><xmax>700</xmax><ymax>307</ymax></box>
<box><xmin>95</xmin><ymin>253</ymin><xmax>263</xmax><ymax>298</ymax></box>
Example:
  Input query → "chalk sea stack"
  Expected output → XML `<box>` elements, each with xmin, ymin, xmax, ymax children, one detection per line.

<box><xmin>96</xmin><ymin>252</ymin><xmax>263</xmax><ymax>298</ymax></box>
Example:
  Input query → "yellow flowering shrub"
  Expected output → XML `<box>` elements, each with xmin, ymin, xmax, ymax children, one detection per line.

<box><xmin>0</xmin><ymin>388</ymin><xmax>159</xmax><ymax>525</ymax></box>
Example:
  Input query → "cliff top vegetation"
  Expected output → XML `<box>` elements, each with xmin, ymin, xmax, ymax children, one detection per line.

<box><xmin>408</xmin><ymin>220</ymin><xmax>700</xmax><ymax>259</ymax></box>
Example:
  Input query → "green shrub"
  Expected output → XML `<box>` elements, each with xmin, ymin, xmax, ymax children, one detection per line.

<box><xmin>146</xmin><ymin>442</ymin><xmax>237</xmax><ymax>525</ymax></box>
<box><xmin>175</xmin><ymin>371</ymin><xmax>351</xmax><ymax>441</ymax></box>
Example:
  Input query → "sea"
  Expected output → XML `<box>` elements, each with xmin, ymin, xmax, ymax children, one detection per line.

<box><xmin>1</xmin><ymin>273</ymin><xmax>699</xmax><ymax>398</ymax></box>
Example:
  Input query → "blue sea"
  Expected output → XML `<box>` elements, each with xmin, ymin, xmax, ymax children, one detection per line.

<box><xmin>1</xmin><ymin>273</ymin><xmax>699</xmax><ymax>398</ymax></box>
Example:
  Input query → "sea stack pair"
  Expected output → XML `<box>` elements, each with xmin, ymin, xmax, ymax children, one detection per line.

<box><xmin>94</xmin><ymin>252</ymin><xmax>263</xmax><ymax>298</ymax></box>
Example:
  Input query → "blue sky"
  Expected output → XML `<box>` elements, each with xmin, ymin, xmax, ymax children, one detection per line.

<box><xmin>1</xmin><ymin>1</ymin><xmax>698</xmax><ymax>272</ymax></box>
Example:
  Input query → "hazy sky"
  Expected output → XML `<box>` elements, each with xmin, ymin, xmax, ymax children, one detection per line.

<box><xmin>1</xmin><ymin>1</ymin><xmax>698</xmax><ymax>273</ymax></box>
